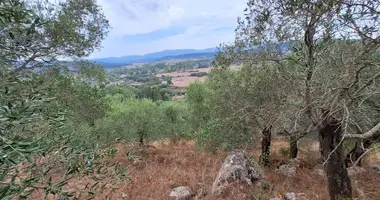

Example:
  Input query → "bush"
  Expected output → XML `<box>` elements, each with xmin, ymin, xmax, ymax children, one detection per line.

<box><xmin>190</xmin><ymin>72</ymin><xmax>207</xmax><ymax>77</ymax></box>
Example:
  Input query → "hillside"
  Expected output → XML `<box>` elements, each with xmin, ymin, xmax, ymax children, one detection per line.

<box><xmin>3</xmin><ymin>1</ymin><xmax>380</xmax><ymax>200</ymax></box>
<box><xmin>92</xmin><ymin>48</ymin><xmax>217</xmax><ymax>68</ymax></box>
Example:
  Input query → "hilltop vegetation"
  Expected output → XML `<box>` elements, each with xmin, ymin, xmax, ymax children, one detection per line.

<box><xmin>1</xmin><ymin>0</ymin><xmax>380</xmax><ymax>200</ymax></box>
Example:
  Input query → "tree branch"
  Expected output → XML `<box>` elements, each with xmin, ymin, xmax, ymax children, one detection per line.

<box><xmin>347</xmin><ymin>71</ymin><xmax>380</xmax><ymax>107</ymax></box>
<box><xmin>14</xmin><ymin>53</ymin><xmax>39</xmax><ymax>73</ymax></box>
<box><xmin>344</xmin><ymin>122</ymin><xmax>380</xmax><ymax>139</ymax></box>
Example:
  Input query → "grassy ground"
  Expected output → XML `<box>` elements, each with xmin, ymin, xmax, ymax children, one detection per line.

<box><xmin>29</xmin><ymin>138</ymin><xmax>380</xmax><ymax>200</ymax></box>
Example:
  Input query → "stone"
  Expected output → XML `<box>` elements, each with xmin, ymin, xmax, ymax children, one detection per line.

<box><xmin>270</xmin><ymin>193</ymin><xmax>308</xmax><ymax>200</ymax></box>
<box><xmin>369</xmin><ymin>162</ymin><xmax>380</xmax><ymax>175</ymax></box>
<box><xmin>289</xmin><ymin>158</ymin><xmax>301</xmax><ymax>167</ymax></box>
<box><xmin>283</xmin><ymin>192</ymin><xmax>307</xmax><ymax>200</ymax></box>
<box><xmin>347</xmin><ymin>166</ymin><xmax>366</xmax><ymax>176</ymax></box>
<box><xmin>275</xmin><ymin>159</ymin><xmax>300</xmax><ymax>177</ymax></box>
<box><xmin>255</xmin><ymin>179</ymin><xmax>271</xmax><ymax>191</ymax></box>
<box><xmin>276</xmin><ymin>165</ymin><xmax>297</xmax><ymax>177</ymax></box>
<box><xmin>194</xmin><ymin>187</ymin><xmax>208</xmax><ymax>200</ymax></box>
<box><xmin>312</xmin><ymin>168</ymin><xmax>325</xmax><ymax>177</ymax></box>
<box><xmin>169</xmin><ymin>186</ymin><xmax>193</xmax><ymax>200</ymax></box>
<box><xmin>211</xmin><ymin>150</ymin><xmax>265</xmax><ymax>195</ymax></box>
<box><xmin>121</xmin><ymin>193</ymin><xmax>127</xmax><ymax>199</ymax></box>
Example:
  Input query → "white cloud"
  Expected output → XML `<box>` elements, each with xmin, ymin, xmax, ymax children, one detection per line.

<box><xmin>91</xmin><ymin>0</ymin><xmax>247</xmax><ymax>58</ymax></box>
<box><xmin>98</xmin><ymin>0</ymin><xmax>185</xmax><ymax>36</ymax></box>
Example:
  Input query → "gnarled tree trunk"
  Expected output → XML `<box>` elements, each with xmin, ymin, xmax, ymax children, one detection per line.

<box><xmin>138</xmin><ymin>131</ymin><xmax>144</xmax><ymax>146</ymax></box>
<box><xmin>289</xmin><ymin>135</ymin><xmax>298</xmax><ymax>159</ymax></box>
<box><xmin>259</xmin><ymin>126</ymin><xmax>272</xmax><ymax>167</ymax></box>
<box><xmin>319</xmin><ymin>120</ymin><xmax>352</xmax><ymax>200</ymax></box>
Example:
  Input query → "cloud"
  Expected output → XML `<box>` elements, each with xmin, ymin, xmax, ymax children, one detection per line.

<box><xmin>90</xmin><ymin>0</ymin><xmax>247</xmax><ymax>58</ymax></box>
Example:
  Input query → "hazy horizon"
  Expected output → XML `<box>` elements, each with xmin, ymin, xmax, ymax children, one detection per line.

<box><xmin>89</xmin><ymin>0</ymin><xmax>246</xmax><ymax>59</ymax></box>
<box><xmin>91</xmin><ymin>47</ymin><xmax>216</xmax><ymax>60</ymax></box>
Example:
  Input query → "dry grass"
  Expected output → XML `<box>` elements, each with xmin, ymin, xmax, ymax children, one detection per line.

<box><xmin>26</xmin><ymin>138</ymin><xmax>380</xmax><ymax>200</ymax></box>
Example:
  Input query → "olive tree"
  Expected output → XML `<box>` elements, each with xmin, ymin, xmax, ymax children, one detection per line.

<box><xmin>0</xmin><ymin>0</ymin><xmax>110</xmax><ymax>198</ymax></box>
<box><xmin>235</xmin><ymin>0</ymin><xmax>380</xmax><ymax>199</ymax></box>
<box><xmin>1</xmin><ymin>0</ymin><xmax>109</xmax><ymax>72</ymax></box>
<box><xmin>186</xmin><ymin>82</ymin><xmax>211</xmax><ymax>131</ymax></box>
<box><xmin>196</xmin><ymin>53</ymin><xmax>289</xmax><ymax>164</ymax></box>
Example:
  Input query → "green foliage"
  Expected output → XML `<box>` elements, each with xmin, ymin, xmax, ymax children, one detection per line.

<box><xmin>190</xmin><ymin>72</ymin><xmax>207</xmax><ymax>77</ymax></box>
<box><xmin>0</xmin><ymin>0</ymin><xmax>111</xmax><ymax>198</ymax></box>
<box><xmin>112</xmin><ymin>98</ymin><xmax>166</xmax><ymax>143</ymax></box>
<box><xmin>44</xmin><ymin>71</ymin><xmax>109</xmax><ymax>125</ymax></box>
<box><xmin>105</xmin><ymin>85</ymin><xmax>137</xmax><ymax>99</ymax></box>
<box><xmin>104</xmin><ymin>98</ymin><xmax>192</xmax><ymax>143</ymax></box>
<box><xmin>136</xmin><ymin>85</ymin><xmax>174</xmax><ymax>101</ymax></box>
<box><xmin>188</xmin><ymin>62</ymin><xmax>288</xmax><ymax>151</ymax></box>
<box><xmin>196</xmin><ymin>120</ymin><xmax>228</xmax><ymax>152</ymax></box>
<box><xmin>186</xmin><ymin>82</ymin><xmax>210</xmax><ymax>129</ymax></box>
<box><xmin>165</xmin><ymin>76</ymin><xmax>173</xmax><ymax>85</ymax></box>
<box><xmin>160</xmin><ymin>101</ymin><xmax>192</xmax><ymax>138</ymax></box>
<box><xmin>78</xmin><ymin>61</ymin><xmax>106</xmax><ymax>83</ymax></box>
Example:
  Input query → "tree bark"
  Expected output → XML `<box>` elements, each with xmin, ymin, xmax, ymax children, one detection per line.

<box><xmin>138</xmin><ymin>131</ymin><xmax>144</xmax><ymax>146</ymax></box>
<box><xmin>319</xmin><ymin>120</ymin><xmax>352</xmax><ymax>200</ymax></box>
<box><xmin>289</xmin><ymin>135</ymin><xmax>298</xmax><ymax>159</ymax></box>
<box><xmin>259</xmin><ymin>126</ymin><xmax>272</xmax><ymax>167</ymax></box>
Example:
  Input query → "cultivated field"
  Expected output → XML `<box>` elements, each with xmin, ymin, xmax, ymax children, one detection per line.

<box><xmin>155</xmin><ymin>68</ymin><xmax>212</xmax><ymax>88</ymax></box>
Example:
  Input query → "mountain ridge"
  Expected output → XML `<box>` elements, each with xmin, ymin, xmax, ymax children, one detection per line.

<box><xmin>91</xmin><ymin>48</ymin><xmax>217</xmax><ymax>66</ymax></box>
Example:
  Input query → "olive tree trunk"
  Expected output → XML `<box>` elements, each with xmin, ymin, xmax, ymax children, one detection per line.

<box><xmin>259</xmin><ymin>126</ymin><xmax>272</xmax><ymax>167</ymax></box>
<box><xmin>289</xmin><ymin>135</ymin><xmax>298</xmax><ymax>159</ymax></box>
<box><xmin>138</xmin><ymin>131</ymin><xmax>145</xmax><ymax>146</ymax></box>
<box><xmin>319</xmin><ymin>120</ymin><xmax>352</xmax><ymax>200</ymax></box>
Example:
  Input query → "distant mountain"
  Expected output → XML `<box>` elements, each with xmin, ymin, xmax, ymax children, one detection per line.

<box><xmin>152</xmin><ymin>52</ymin><xmax>216</xmax><ymax>62</ymax></box>
<box><xmin>91</xmin><ymin>48</ymin><xmax>217</xmax><ymax>68</ymax></box>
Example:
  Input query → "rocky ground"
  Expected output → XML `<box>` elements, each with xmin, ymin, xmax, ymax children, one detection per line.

<box><xmin>29</xmin><ymin>138</ymin><xmax>380</xmax><ymax>200</ymax></box>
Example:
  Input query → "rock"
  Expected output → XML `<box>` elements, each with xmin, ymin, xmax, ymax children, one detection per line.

<box><xmin>312</xmin><ymin>164</ymin><xmax>325</xmax><ymax>177</ymax></box>
<box><xmin>369</xmin><ymin>162</ymin><xmax>380</xmax><ymax>175</ymax></box>
<box><xmin>347</xmin><ymin>166</ymin><xmax>366</xmax><ymax>176</ymax></box>
<box><xmin>270</xmin><ymin>193</ymin><xmax>307</xmax><ymax>200</ymax></box>
<box><xmin>276</xmin><ymin>165</ymin><xmax>297</xmax><ymax>177</ymax></box>
<box><xmin>194</xmin><ymin>187</ymin><xmax>207</xmax><ymax>200</ymax></box>
<box><xmin>211</xmin><ymin>150</ymin><xmax>265</xmax><ymax>195</ymax></box>
<box><xmin>283</xmin><ymin>192</ymin><xmax>307</xmax><ymax>200</ymax></box>
<box><xmin>275</xmin><ymin>159</ymin><xmax>300</xmax><ymax>177</ymax></box>
<box><xmin>312</xmin><ymin>168</ymin><xmax>325</xmax><ymax>177</ymax></box>
<box><xmin>255</xmin><ymin>179</ymin><xmax>271</xmax><ymax>191</ymax></box>
<box><xmin>289</xmin><ymin>158</ymin><xmax>301</xmax><ymax>167</ymax></box>
<box><xmin>169</xmin><ymin>186</ymin><xmax>193</xmax><ymax>200</ymax></box>
<box><xmin>121</xmin><ymin>193</ymin><xmax>127</xmax><ymax>199</ymax></box>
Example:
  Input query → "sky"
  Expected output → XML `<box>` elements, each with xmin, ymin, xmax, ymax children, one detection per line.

<box><xmin>89</xmin><ymin>0</ymin><xmax>247</xmax><ymax>58</ymax></box>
